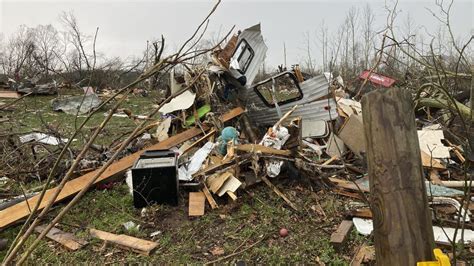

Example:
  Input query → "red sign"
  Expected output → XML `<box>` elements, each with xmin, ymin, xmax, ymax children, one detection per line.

<box><xmin>359</xmin><ymin>70</ymin><xmax>396</xmax><ymax>88</ymax></box>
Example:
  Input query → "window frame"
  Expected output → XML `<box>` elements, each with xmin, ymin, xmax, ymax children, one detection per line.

<box><xmin>230</xmin><ymin>39</ymin><xmax>255</xmax><ymax>74</ymax></box>
<box><xmin>252</xmin><ymin>71</ymin><xmax>304</xmax><ymax>108</ymax></box>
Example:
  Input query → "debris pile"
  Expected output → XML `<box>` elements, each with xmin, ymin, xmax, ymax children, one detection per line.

<box><xmin>0</xmin><ymin>15</ymin><xmax>471</xmax><ymax>265</ymax></box>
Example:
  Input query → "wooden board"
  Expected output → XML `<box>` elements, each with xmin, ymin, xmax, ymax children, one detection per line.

<box><xmin>0</xmin><ymin>107</ymin><xmax>244</xmax><ymax>229</ymax></box>
<box><xmin>202</xmin><ymin>186</ymin><xmax>218</xmax><ymax>209</ymax></box>
<box><xmin>0</xmin><ymin>91</ymin><xmax>21</xmax><ymax>99</ymax></box>
<box><xmin>188</xmin><ymin>192</ymin><xmax>205</xmax><ymax>216</ymax></box>
<box><xmin>207</xmin><ymin>172</ymin><xmax>233</xmax><ymax>194</ymax></box>
<box><xmin>234</xmin><ymin>144</ymin><xmax>291</xmax><ymax>156</ymax></box>
<box><xmin>420</xmin><ymin>150</ymin><xmax>446</xmax><ymax>169</ymax></box>
<box><xmin>338</xmin><ymin>114</ymin><xmax>365</xmax><ymax>156</ymax></box>
<box><xmin>89</xmin><ymin>228</ymin><xmax>158</xmax><ymax>255</ymax></box>
<box><xmin>330</xmin><ymin>220</ymin><xmax>353</xmax><ymax>247</ymax></box>
<box><xmin>35</xmin><ymin>225</ymin><xmax>88</xmax><ymax>251</ymax></box>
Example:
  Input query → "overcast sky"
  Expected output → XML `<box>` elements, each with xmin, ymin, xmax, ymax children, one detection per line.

<box><xmin>1</xmin><ymin>0</ymin><xmax>472</xmax><ymax>68</ymax></box>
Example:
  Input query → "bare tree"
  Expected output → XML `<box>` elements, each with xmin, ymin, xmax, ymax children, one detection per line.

<box><xmin>32</xmin><ymin>24</ymin><xmax>59</xmax><ymax>78</ymax></box>
<box><xmin>3</xmin><ymin>25</ymin><xmax>36</xmax><ymax>80</ymax></box>
<box><xmin>60</xmin><ymin>11</ymin><xmax>92</xmax><ymax>77</ymax></box>
<box><xmin>361</xmin><ymin>3</ymin><xmax>375</xmax><ymax>69</ymax></box>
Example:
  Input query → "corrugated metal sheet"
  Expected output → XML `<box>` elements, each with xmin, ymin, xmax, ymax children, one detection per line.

<box><xmin>237</xmin><ymin>24</ymin><xmax>268</xmax><ymax>87</ymax></box>
<box><xmin>243</xmin><ymin>74</ymin><xmax>338</xmax><ymax>126</ymax></box>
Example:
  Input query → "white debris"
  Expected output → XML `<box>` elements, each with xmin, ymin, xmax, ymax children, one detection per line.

<box><xmin>20</xmin><ymin>133</ymin><xmax>69</xmax><ymax>146</ymax></box>
<box><xmin>159</xmin><ymin>90</ymin><xmax>196</xmax><ymax>114</ymax></box>
<box><xmin>178</xmin><ymin>142</ymin><xmax>215</xmax><ymax>181</ymax></box>
<box><xmin>352</xmin><ymin>217</ymin><xmax>474</xmax><ymax>245</ymax></box>
<box><xmin>260</xmin><ymin>127</ymin><xmax>290</xmax><ymax>177</ymax></box>
<box><xmin>417</xmin><ymin>129</ymin><xmax>451</xmax><ymax>158</ymax></box>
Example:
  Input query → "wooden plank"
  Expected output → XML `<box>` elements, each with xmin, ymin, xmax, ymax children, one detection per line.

<box><xmin>328</xmin><ymin>177</ymin><xmax>370</xmax><ymax>193</ymax></box>
<box><xmin>0</xmin><ymin>107</ymin><xmax>245</xmax><ymax>229</ymax></box>
<box><xmin>202</xmin><ymin>186</ymin><xmax>218</xmax><ymax>209</ymax></box>
<box><xmin>361</xmin><ymin>89</ymin><xmax>435</xmax><ymax>264</ymax></box>
<box><xmin>89</xmin><ymin>228</ymin><xmax>158</xmax><ymax>255</ymax></box>
<box><xmin>420</xmin><ymin>150</ymin><xmax>446</xmax><ymax>169</ymax></box>
<box><xmin>207</xmin><ymin>171</ymin><xmax>232</xmax><ymax>194</ymax></box>
<box><xmin>321</xmin><ymin>155</ymin><xmax>338</xmax><ymax>166</ymax></box>
<box><xmin>338</xmin><ymin>114</ymin><xmax>365</xmax><ymax>156</ymax></box>
<box><xmin>188</xmin><ymin>192</ymin><xmax>205</xmax><ymax>216</ymax></box>
<box><xmin>330</xmin><ymin>220</ymin><xmax>353</xmax><ymax>247</ymax></box>
<box><xmin>0</xmin><ymin>91</ymin><xmax>21</xmax><ymax>99</ymax></box>
<box><xmin>349</xmin><ymin>208</ymin><xmax>373</xmax><ymax>219</ymax></box>
<box><xmin>35</xmin><ymin>225</ymin><xmax>88</xmax><ymax>251</ymax></box>
<box><xmin>234</xmin><ymin>144</ymin><xmax>291</xmax><ymax>156</ymax></box>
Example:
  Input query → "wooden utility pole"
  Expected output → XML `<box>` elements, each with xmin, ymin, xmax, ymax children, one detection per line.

<box><xmin>361</xmin><ymin>89</ymin><xmax>435</xmax><ymax>265</ymax></box>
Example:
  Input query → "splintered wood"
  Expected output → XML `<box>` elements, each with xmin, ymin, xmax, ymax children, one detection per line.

<box><xmin>188</xmin><ymin>192</ymin><xmax>206</xmax><ymax>216</ymax></box>
<box><xmin>35</xmin><ymin>225</ymin><xmax>88</xmax><ymax>251</ymax></box>
<box><xmin>89</xmin><ymin>228</ymin><xmax>158</xmax><ymax>255</ymax></box>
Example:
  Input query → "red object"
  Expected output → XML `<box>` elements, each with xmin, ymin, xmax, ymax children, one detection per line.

<box><xmin>279</xmin><ymin>228</ymin><xmax>289</xmax><ymax>237</ymax></box>
<box><xmin>359</xmin><ymin>70</ymin><xmax>396</xmax><ymax>88</ymax></box>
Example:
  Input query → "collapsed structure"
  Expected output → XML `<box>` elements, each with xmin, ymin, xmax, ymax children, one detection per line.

<box><xmin>0</xmin><ymin>21</ymin><xmax>472</xmax><ymax>264</ymax></box>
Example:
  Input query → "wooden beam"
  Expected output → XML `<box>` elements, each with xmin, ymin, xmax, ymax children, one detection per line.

<box><xmin>330</xmin><ymin>220</ymin><xmax>353</xmax><ymax>247</ymax></box>
<box><xmin>35</xmin><ymin>225</ymin><xmax>88</xmax><ymax>251</ymax></box>
<box><xmin>361</xmin><ymin>89</ymin><xmax>435</xmax><ymax>264</ymax></box>
<box><xmin>89</xmin><ymin>228</ymin><xmax>158</xmax><ymax>255</ymax></box>
<box><xmin>0</xmin><ymin>107</ymin><xmax>245</xmax><ymax>229</ymax></box>
<box><xmin>202</xmin><ymin>186</ymin><xmax>218</xmax><ymax>209</ymax></box>
<box><xmin>234</xmin><ymin>144</ymin><xmax>291</xmax><ymax>156</ymax></box>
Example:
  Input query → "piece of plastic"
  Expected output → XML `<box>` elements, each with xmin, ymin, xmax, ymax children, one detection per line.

<box><xmin>185</xmin><ymin>104</ymin><xmax>211</xmax><ymax>126</ymax></box>
<box><xmin>417</xmin><ymin>249</ymin><xmax>451</xmax><ymax>266</ymax></box>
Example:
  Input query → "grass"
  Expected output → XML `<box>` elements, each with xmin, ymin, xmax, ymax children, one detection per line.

<box><xmin>0</xmin><ymin>91</ymin><xmax>366</xmax><ymax>264</ymax></box>
<box><xmin>0</xmin><ymin>182</ymin><xmax>366</xmax><ymax>264</ymax></box>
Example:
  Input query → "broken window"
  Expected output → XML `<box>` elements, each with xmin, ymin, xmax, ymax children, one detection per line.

<box><xmin>253</xmin><ymin>72</ymin><xmax>303</xmax><ymax>107</ymax></box>
<box><xmin>230</xmin><ymin>39</ymin><xmax>254</xmax><ymax>74</ymax></box>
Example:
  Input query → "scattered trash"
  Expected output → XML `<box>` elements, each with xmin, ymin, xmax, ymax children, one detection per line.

<box><xmin>19</xmin><ymin>132</ymin><xmax>69</xmax><ymax>145</ymax></box>
<box><xmin>0</xmin><ymin>11</ymin><xmax>471</xmax><ymax>264</ymax></box>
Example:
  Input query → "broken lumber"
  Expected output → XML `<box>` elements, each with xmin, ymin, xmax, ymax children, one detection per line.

<box><xmin>89</xmin><ymin>228</ymin><xmax>158</xmax><ymax>255</ymax></box>
<box><xmin>35</xmin><ymin>225</ymin><xmax>87</xmax><ymax>251</ymax></box>
<box><xmin>362</xmin><ymin>89</ymin><xmax>435</xmax><ymax>264</ymax></box>
<box><xmin>0</xmin><ymin>107</ymin><xmax>244</xmax><ymax>229</ymax></box>
<box><xmin>202</xmin><ymin>185</ymin><xmax>218</xmax><ymax>209</ymax></box>
<box><xmin>330</xmin><ymin>220</ymin><xmax>353</xmax><ymax>247</ymax></box>
<box><xmin>189</xmin><ymin>192</ymin><xmax>205</xmax><ymax>216</ymax></box>
<box><xmin>234</xmin><ymin>144</ymin><xmax>291</xmax><ymax>156</ymax></box>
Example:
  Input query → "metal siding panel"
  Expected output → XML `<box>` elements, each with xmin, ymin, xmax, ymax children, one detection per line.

<box><xmin>237</xmin><ymin>24</ymin><xmax>268</xmax><ymax>87</ymax></box>
<box><xmin>244</xmin><ymin>74</ymin><xmax>338</xmax><ymax>125</ymax></box>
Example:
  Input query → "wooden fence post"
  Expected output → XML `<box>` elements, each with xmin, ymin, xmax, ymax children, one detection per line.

<box><xmin>361</xmin><ymin>89</ymin><xmax>435</xmax><ymax>265</ymax></box>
